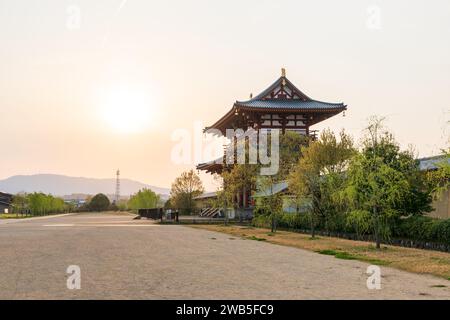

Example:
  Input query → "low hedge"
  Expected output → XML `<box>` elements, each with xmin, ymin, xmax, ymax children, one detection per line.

<box><xmin>253</xmin><ymin>213</ymin><xmax>450</xmax><ymax>246</ymax></box>
<box><xmin>393</xmin><ymin>215</ymin><xmax>450</xmax><ymax>245</ymax></box>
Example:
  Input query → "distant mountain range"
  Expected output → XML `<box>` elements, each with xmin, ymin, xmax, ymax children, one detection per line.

<box><xmin>0</xmin><ymin>174</ymin><xmax>170</xmax><ymax>198</ymax></box>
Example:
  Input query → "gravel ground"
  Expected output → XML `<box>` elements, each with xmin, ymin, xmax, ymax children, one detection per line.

<box><xmin>0</xmin><ymin>213</ymin><xmax>449</xmax><ymax>300</ymax></box>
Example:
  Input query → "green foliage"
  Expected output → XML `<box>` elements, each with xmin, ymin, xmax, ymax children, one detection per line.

<box><xmin>13</xmin><ymin>193</ymin><xmax>67</xmax><ymax>216</ymax></box>
<box><xmin>277</xmin><ymin>131</ymin><xmax>309</xmax><ymax>180</ymax></box>
<box><xmin>257</xmin><ymin>175</ymin><xmax>284</xmax><ymax>232</ymax></box>
<box><xmin>89</xmin><ymin>193</ymin><xmax>110</xmax><ymax>212</ymax></box>
<box><xmin>260</xmin><ymin>212</ymin><xmax>450</xmax><ymax>246</ymax></box>
<box><xmin>343</xmin><ymin>117</ymin><xmax>435</xmax><ymax>247</ymax></box>
<box><xmin>316</xmin><ymin>249</ymin><xmax>357</xmax><ymax>260</ymax></box>
<box><xmin>393</xmin><ymin>216</ymin><xmax>450</xmax><ymax>245</ymax></box>
<box><xmin>170</xmin><ymin>170</ymin><xmax>204</xmax><ymax>215</ymax></box>
<box><xmin>288</xmin><ymin>129</ymin><xmax>355</xmax><ymax>236</ymax></box>
<box><xmin>128</xmin><ymin>188</ymin><xmax>160</xmax><ymax>210</ymax></box>
<box><xmin>346</xmin><ymin>210</ymin><xmax>371</xmax><ymax>237</ymax></box>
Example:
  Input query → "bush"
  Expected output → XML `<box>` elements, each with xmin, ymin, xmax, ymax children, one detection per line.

<box><xmin>253</xmin><ymin>212</ymin><xmax>312</xmax><ymax>230</ymax></box>
<box><xmin>389</xmin><ymin>215</ymin><xmax>450</xmax><ymax>245</ymax></box>
<box><xmin>89</xmin><ymin>194</ymin><xmax>110</xmax><ymax>212</ymax></box>
<box><xmin>255</xmin><ymin>212</ymin><xmax>450</xmax><ymax>246</ymax></box>
<box><xmin>278</xmin><ymin>212</ymin><xmax>311</xmax><ymax>230</ymax></box>
<box><xmin>431</xmin><ymin>219</ymin><xmax>450</xmax><ymax>244</ymax></box>
<box><xmin>252</xmin><ymin>215</ymin><xmax>271</xmax><ymax>228</ymax></box>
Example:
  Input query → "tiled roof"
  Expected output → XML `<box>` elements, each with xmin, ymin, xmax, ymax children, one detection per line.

<box><xmin>193</xmin><ymin>192</ymin><xmax>218</xmax><ymax>200</ymax></box>
<box><xmin>419</xmin><ymin>155</ymin><xmax>450</xmax><ymax>171</ymax></box>
<box><xmin>235</xmin><ymin>99</ymin><xmax>345</xmax><ymax>110</ymax></box>
<box><xmin>253</xmin><ymin>181</ymin><xmax>289</xmax><ymax>198</ymax></box>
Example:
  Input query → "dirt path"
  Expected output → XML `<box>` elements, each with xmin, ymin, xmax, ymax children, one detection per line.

<box><xmin>0</xmin><ymin>213</ymin><xmax>449</xmax><ymax>299</ymax></box>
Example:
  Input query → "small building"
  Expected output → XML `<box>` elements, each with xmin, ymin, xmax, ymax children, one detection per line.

<box><xmin>193</xmin><ymin>192</ymin><xmax>222</xmax><ymax>218</ymax></box>
<box><xmin>419</xmin><ymin>156</ymin><xmax>450</xmax><ymax>219</ymax></box>
<box><xmin>0</xmin><ymin>192</ymin><xmax>13</xmax><ymax>214</ymax></box>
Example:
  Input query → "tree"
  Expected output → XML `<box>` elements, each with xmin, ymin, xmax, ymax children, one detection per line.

<box><xmin>344</xmin><ymin>117</ymin><xmax>433</xmax><ymax>248</ymax></box>
<box><xmin>12</xmin><ymin>194</ymin><xmax>29</xmax><ymax>216</ymax></box>
<box><xmin>22</xmin><ymin>193</ymin><xmax>67</xmax><ymax>216</ymax></box>
<box><xmin>89</xmin><ymin>193</ymin><xmax>110</xmax><ymax>212</ymax></box>
<box><xmin>257</xmin><ymin>175</ymin><xmax>284</xmax><ymax>233</ymax></box>
<box><xmin>128</xmin><ymin>188</ymin><xmax>160</xmax><ymax>210</ymax></box>
<box><xmin>289</xmin><ymin>129</ymin><xmax>355</xmax><ymax>238</ymax></box>
<box><xmin>221</xmin><ymin>164</ymin><xmax>258</xmax><ymax>222</ymax></box>
<box><xmin>170</xmin><ymin>170</ymin><xmax>204</xmax><ymax>215</ymax></box>
<box><xmin>277</xmin><ymin>131</ymin><xmax>310</xmax><ymax>180</ymax></box>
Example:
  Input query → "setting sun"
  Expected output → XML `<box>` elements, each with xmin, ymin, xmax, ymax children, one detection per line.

<box><xmin>99</xmin><ymin>87</ymin><xmax>154</xmax><ymax>133</ymax></box>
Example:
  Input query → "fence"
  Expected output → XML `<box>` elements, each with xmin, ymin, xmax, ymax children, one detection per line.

<box><xmin>138</xmin><ymin>208</ymin><xmax>164</xmax><ymax>220</ymax></box>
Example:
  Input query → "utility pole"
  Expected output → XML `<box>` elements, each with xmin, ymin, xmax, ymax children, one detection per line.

<box><xmin>115</xmin><ymin>169</ymin><xmax>120</xmax><ymax>204</ymax></box>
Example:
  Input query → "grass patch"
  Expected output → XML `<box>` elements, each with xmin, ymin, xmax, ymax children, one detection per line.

<box><xmin>267</xmin><ymin>232</ymin><xmax>276</xmax><ymax>236</ymax></box>
<box><xmin>309</xmin><ymin>236</ymin><xmax>321</xmax><ymax>241</ymax></box>
<box><xmin>359</xmin><ymin>257</ymin><xmax>391</xmax><ymax>266</ymax></box>
<box><xmin>319</xmin><ymin>249</ymin><xmax>388</xmax><ymax>263</ymax></box>
<box><xmin>318</xmin><ymin>249</ymin><xmax>358</xmax><ymax>260</ymax></box>
<box><xmin>0</xmin><ymin>214</ymin><xmax>29</xmax><ymax>219</ymax></box>
<box><xmin>248</xmin><ymin>236</ymin><xmax>267</xmax><ymax>241</ymax></box>
<box><xmin>334</xmin><ymin>252</ymin><xmax>357</xmax><ymax>260</ymax></box>
<box><xmin>430</xmin><ymin>285</ymin><xmax>447</xmax><ymax>288</ymax></box>
<box><xmin>317</xmin><ymin>249</ymin><xmax>338</xmax><ymax>256</ymax></box>
<box><xmin>353</xmin><ymin>245</ymin><xmax>389</xmax><ymax>252</ymax></box>
<box><xmin>189</xmin><ymin>224</ymin><xmax>450</xmax><ymax>280</ymax></box>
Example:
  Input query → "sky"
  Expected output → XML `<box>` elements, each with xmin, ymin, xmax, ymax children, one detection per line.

<box><xmin>0</xmin><ymin>0</ymin><xmax>449</xmax><ymax>191</ymax></box>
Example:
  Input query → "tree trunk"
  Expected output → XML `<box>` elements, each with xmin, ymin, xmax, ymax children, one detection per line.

<box><xmin>310</xmin><ymin>211</ymin><xmax>316</xmax><ymax>238</ymax></box>
<box><xmin>373</xmin><ymin>206</ymin><xmax>381</xmax><ymax>249</ymax></box>
<box><xmin>224</xmin><ymin>211</ymin><xmax>228</xmax><ymax>226</ymax></box>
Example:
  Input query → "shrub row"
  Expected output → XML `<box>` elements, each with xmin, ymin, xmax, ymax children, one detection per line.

<box><xmin>252</xmin><ymin>213</ymin><xmax>450</xmax><ymax>246</ymax></box>
<box><xmin>392</xmin><ymin>215</ymin><xmax>450</xmax><ymax>245</ymax></box>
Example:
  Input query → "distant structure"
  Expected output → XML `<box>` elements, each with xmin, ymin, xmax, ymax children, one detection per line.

<box><xmin>114</xmin><ymin>169</ymin><xmax>120</xmax><ymax>204</ymax></box>
<box><xmin>0</xmin><ymin>192</ymin><xmax>13</xmax><ymax>214</ymax></box>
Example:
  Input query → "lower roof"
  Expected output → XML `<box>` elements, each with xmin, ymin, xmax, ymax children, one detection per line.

<box><xmin>235</xmin><ymin>99</ymin><xmax>345</xmax><ymax>110</ymax></box>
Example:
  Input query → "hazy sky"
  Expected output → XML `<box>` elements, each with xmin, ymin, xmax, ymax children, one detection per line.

<box><xmin>0</xmin><ymin>0</ymin><xmax>449</xmax><ymax>191</ymax></box>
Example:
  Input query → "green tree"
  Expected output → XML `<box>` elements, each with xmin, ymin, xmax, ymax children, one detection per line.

<box><xmin>25</xmin><ymin>193</ymin><xmax>67</xmax><ymax>216</ymax></box>
<box><xmin>277</xmin><ymin>131</ymin><xmax>310</xmax><ymax>180</ymax></box>
<box><xmin>221</xmin><ymin>164</ymin><xmax>258</xmax><ymax>222</ymax></box>
<box><xmin>89</xmin><ymin>193</ymin><xmax>110</xmax><ymax>212</ymax></box>
<box><xmin>128</xmin><ymin>188</ymin><xmax>160</xmax><ymax>210</ymax></box>
<box><xmin>170</xmin><ymin>170</ymin><xmax>204</xmax><ymax>215</ymax></box>
<box><xmin>12</xmin><ymin>194</ymin><xmax>29</xmax><ymax>216</ymax></box>
<box><xmin>344</xmin><ymin>117</ymin><xmax>433</xmax><ymax>248</ymax></box>
<box><xmin>256</xmin><ymin>175</ymin><xmax>284</xmax><ymax>233</ymax></box>
<box><xmin>289</xmin><ymin>129</ymin><xmax>355</xmax><ymax>238</ymax></box>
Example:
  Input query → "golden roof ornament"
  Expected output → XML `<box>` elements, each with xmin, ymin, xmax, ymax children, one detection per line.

<box><xmin>281</xmin><ymin>68</ymin><xmax>286</xmax><ymax>85</ymax></box>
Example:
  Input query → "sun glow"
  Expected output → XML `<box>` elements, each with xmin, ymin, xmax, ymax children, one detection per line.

<box><xmin>99</xmin><ymin>87</ymin><xmax>155</xmax><ymax>133</ymax></box>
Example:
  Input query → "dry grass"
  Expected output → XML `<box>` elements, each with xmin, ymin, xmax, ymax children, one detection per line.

<box><xmin>191</xmin><ymin>224</ymin><xmax>450</xmax><ymax>280</ymax></box>
<box><xmin>0</xmin><ymin>214</ymin><xmax>29</xmax><ymax>219</ymax></box>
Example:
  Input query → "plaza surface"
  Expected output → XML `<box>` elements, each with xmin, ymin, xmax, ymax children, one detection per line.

<box><xmin>0</xmin><ymin>212</ymin><xmax>449</xmax><ymax>299</ymax></box>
